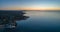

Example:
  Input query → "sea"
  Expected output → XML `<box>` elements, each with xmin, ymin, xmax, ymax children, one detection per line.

<box><xmin>0</xmin><ymin>10</ymin><xmax>60</xmax><ymax>32</ymax></box>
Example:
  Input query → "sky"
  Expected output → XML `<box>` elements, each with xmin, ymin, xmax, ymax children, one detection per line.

<box><xmin>0</xmin><ymin>0</ymin><xmax>60</xmax><ymax>10</ymax></box>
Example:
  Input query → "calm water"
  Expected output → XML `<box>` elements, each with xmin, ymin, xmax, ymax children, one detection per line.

<box><xmin>0</xmin><ymin>11</ymin><xmax>60</xmax><ymax>32</ymax></box>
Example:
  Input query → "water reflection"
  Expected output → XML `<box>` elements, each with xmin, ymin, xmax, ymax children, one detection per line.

<box><xmin>0</xmin><ymin>11</ymin><xmax>60</xmax><ymax>32</ymax></box>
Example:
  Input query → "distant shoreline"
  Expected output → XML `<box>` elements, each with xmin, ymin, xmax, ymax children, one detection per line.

<box><xmin>0</xmin><ymin>10</ymin><xmax>60</xmax><ymax>12</ymax></box>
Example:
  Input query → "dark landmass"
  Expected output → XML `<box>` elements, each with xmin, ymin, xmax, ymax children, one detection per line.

<box><xmin>0</xmin><ymin>10</ymin><xmax>29</xmax><ymax>28</ymax></box>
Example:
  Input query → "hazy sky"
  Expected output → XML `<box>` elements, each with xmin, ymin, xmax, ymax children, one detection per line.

<box><xmin>0</xmin><ymin>0</ymin><xmax>60</xmax><ymax>10</ymax></box>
